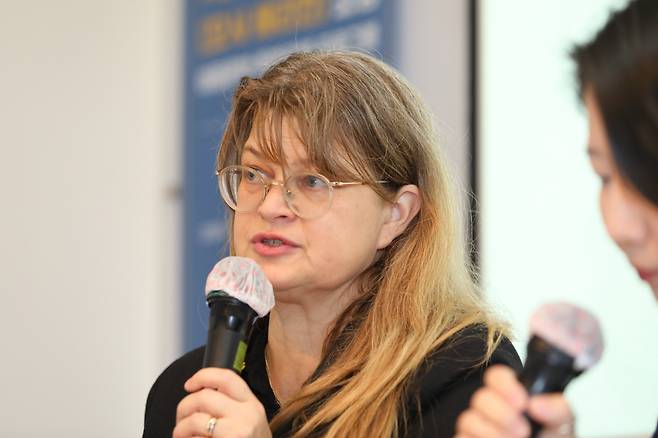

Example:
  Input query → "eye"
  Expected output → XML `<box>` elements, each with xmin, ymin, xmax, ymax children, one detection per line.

<box><xmin>592</xmin><ymin>168</ymin><xmax>612</xmax><ymax>188</ymax></box>
<box><xmin>243</xmin><ymin>167</ymin><xmax>263</xmax><ymax>183</ymax></box>
<box><xmin>300</xmin><ymin>174</ymin><xmax>326</xmax><ymax>190</ymax></box>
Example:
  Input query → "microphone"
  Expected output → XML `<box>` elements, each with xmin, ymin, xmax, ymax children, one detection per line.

<box><xmin>202</xmin><ymin>256</ymin><xmax>275</xmax><ymax>371</ymax></box>
<box><xmin>518</xmin><ymin>302</ymin><xmax>604</xmax><ymax>436</ymax></box>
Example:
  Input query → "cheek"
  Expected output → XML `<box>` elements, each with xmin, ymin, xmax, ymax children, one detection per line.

<box><xmin>231</xmin><ymin>216</ymin><xmax>250</xmax><ymax>255</ymax></box>
<box><xmin>647</xmin><ymin>209</ymin><xmax>658</xmax><ymax>256</ymax></box>
<box><xmin>335</xmin><ymin>215</ymin><xmax>381</xmax><ymax>254</ymax></box>
<box><xmin>598</xmin><ymin>187</ymin><xmax>616</xmax><ymax>240</ymax></box>
<box><xmin>307</xmin><ymin>210</ymin><xmax>381</xmax><ymax>267</ymax></box>
<box><xmin>598</xmin><ymin>189</ymin><xmax>608</xmax><ymax>226</ymax></box>
<box><xmin>308</xmin><ymin>229</ymin><xmax>377</xmax><ymax>286</ymax></box>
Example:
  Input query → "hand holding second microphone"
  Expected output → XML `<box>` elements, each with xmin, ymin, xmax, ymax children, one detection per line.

<box><xmin>455</xmin><ymin>365</ymin><xmax>574</xmax><ymax>438</ymax></box>
<box><xmin>455</xmin><ymin>302</ymin><xmax>603</xmax><ymax>438</ymax></box>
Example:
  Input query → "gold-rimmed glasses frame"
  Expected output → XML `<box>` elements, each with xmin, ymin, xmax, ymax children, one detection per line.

<box><xmin>216</xmin><ymin>165</ymin><xmax>387</xmax><ymax>219</ymax></box>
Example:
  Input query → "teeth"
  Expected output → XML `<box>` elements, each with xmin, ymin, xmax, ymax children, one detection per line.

<box><xmin>262</xmin><ymin>239</ymin><xmax>283</xmax><ymax>247</ymax></box>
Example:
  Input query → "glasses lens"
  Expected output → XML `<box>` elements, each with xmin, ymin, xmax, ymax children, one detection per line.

<box><xmin>287</xmin><ymin>173</ymin><xmax>332</xmax><ymax>218</ymax></box>
<box><xmin>219</xmin><ymin>166</ymin><xmax>264</xmax><ymax>212</ymax></box>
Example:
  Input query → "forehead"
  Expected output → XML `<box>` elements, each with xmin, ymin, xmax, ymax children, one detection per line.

<box><xmin>242</xmin><ymin>115</ymin><xmax>310</xmax><ymax>167</ymax></box>
<box><xmin>237</xmin><ymin>109</ymin><xmax>370</xmax><ymax>182</ymax></box>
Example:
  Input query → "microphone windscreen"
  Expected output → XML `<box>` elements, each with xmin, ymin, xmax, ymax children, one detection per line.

<box><xmin>529</xmin><ymin>302</ymin><xmax>604</xmax><ymax>370</ymax></box>
<box><xmin>205</xmin><ymin>256</ymin><xmax>275</xmax><ymax>317</ymax></box>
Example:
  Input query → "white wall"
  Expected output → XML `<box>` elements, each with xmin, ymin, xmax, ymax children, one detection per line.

<box><xmin>398</xmin><ymin>0</ymin><xmax>470</xmax><ymax>194</ymax></box>
<box><xmin>479</xmin><ymin>0</ymin><xmax>658</xmax><ymax>435</ymax></box>
<box><xmin>0</xmin><ymin>1</ymin><xmax>181</xmax><ymax>436</ymax></box>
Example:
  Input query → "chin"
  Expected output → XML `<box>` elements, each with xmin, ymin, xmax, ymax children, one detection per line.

<box><xmin>254</xmin><ymin>265</ymin><xmax>293</xmax><ymax>290</ymax></box>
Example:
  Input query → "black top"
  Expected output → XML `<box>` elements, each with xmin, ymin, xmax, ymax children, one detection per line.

<box><xmin>143</xmin><ymin>317</ymin><xmax>521</xmax><ymax>437</ymax></box>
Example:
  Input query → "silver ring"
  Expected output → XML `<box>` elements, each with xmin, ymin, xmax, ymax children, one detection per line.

<box><xmin>538</xmin><ymin>418</ymin><xmax>575</xmax><ymax>438</ymax></box>
<box><xmin>206</xmin><ymin>416</ymin><xmax>217</xmax><ymax>437</ymax></box>
<box><xmin>555</xmin><ymin>419</ymin><xmax>575</xmax><ymax>436</ymax></box>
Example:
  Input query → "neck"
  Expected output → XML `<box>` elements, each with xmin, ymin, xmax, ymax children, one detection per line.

<box><xmin>265</xmin><ymin>285</ymin><xmax>359</xmax><ymax>403</ymax></box>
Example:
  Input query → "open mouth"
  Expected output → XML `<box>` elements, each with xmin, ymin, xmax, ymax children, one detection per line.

<box><xmin>251</xmin><ymin>233</ymin><xmax>298</xmax><ymax>252</ymax></box>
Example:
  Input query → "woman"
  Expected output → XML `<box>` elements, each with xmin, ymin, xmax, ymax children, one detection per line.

<box><xmin>143</xmin><ymin>51</ymin><xmax>521</xmax><ymax>437</ymax></box>
<box><xmin>455</xmin><ymin>0</ymin><xmax>658</xmax><ymax>436</ymax></box>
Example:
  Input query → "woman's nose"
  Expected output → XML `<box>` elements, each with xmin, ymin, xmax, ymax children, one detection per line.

<box><xmin>257</xmin><ymin>182</ymin><xmax>295</xmax><ymax>221</ymax></box>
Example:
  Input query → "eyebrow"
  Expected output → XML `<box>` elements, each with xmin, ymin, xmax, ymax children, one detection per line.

<box><xmin>242</xmin><ymin>145</ymin><xmax>264</xmax><ymax>159</ymax></box>
<box><xmin>242</xmin><ymin>144</ymin><xmax>312</xmax><ymax>168</ymax></box>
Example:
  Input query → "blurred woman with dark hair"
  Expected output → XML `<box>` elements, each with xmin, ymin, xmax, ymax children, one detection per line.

<box><xmin>455</xmin><ymin>0</ymin><xmax>658</xmax><ymax>436</ymax></box>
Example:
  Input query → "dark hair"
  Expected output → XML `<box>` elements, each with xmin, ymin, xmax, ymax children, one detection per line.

<box><xmin>571</xmin><ymin>0</ymin><xmax>658</xmax><ymax>206</ymax></box>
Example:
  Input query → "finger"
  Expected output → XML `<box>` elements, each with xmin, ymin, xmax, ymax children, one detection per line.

<box><xmin>176</xmin><ymin>388</ymin><xmax>238</xmax><ymax>423</ymax></box>
<box><xmin>210</xmin><ymin>418</ymin><xmax>253</xmax><ymax>438</ymax></box>
<box><xmin>471</xmin><ymin>388</ymin><xmax>530</xmax><ymax>436</ymax></box>
<box><xmin>528</xmin><ymin>394</ymin><xmax>573</xmax><ymax>428</ymax></box>
<box><xmin>483</xmin><ymin>365</ymin><xmax>529</xmax><ymax>410</ymax></box>
<box><xmin>185</xmin><ymin>367</ymin><xmax>253</xmax><ymax>402</ymax></box>
<box><xmin>455</xmin><ymin>409</ymin><xmax>507</xmax><ymax>438</ymax></box>
<box><xmin>173</xmin><ymin>411</ymin><xmax>227</xmax><ymax>438</ymax></box>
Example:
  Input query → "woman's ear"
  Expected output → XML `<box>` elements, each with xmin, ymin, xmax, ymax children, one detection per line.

<box><xmin>377</xmin><ymin>185</ymin><xmax>421</xmax><ymax>249</ymax></box>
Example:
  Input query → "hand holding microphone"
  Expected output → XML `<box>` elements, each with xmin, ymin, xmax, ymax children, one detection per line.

<box><xmin>455</xmin><ymin>302</ymin><xmax>604</xmax><ymax>438</ymax></box>
<box><xmin>174</xmin><ymin>257</ymin><xmax>275</xmax><ymax>438</ymax></box>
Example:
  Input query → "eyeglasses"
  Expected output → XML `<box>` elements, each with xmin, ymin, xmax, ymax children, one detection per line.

<box><xmin>216</xmin><ymin>165</ymin><xmax>387</xmax><ymax>219</ymax></box>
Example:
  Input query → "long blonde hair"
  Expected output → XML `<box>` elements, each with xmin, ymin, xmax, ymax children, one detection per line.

<box><xmin>217</xmin><ymin>50</ymin><xmax>508</xmax><ymax>437</ymax></box>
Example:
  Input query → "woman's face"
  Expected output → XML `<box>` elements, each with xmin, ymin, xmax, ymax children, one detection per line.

<box><xmin>231</xmin><ymin>118</ymin><xmax>400</xmax><ymax>306</ymax></box>
<box><xmin>585</xmin><ymin>90</ymin><xmax>658</xmax><ymax>299</ymax></box>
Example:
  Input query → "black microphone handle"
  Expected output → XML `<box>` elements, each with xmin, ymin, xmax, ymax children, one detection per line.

<box><xmin>202</xmin><ymin>292</ymin><xmax>258</xmax><ymax>372</ymax></box>
<box><xmin>518</xmin><ymin>335</ymin><xmax>580</xmax><ymax>438</ymax></box>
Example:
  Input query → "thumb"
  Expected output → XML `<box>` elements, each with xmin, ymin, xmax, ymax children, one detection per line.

<box><xmin>528</xmin><ymin>394</ymin><xmax>574</xmax><ymax>429</ymax></box>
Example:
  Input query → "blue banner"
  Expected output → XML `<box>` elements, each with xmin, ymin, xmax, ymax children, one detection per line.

<box><xmin>183</xmin><ymin>0</ymin><xmax>397</xmax><ymax>351</ymax></box>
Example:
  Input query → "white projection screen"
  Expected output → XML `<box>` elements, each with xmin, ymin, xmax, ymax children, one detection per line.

<box><xmin>476</xmin><ymin>0</ymin><xmax>658</xmax><ymax>435</ymax></box>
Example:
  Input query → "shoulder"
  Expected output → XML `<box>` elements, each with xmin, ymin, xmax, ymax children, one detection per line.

<box><xmin>414</xmin><ymin>324</ymin><xmax>521</xmax><ymax>400</ymax></box>
<box><xmin>404</xmin><ymin>325</ymin><xmax>522</xmax><ymax>437</ymax></box>
<box><xmin>143</xmin><ymin>346</ymin><xmax>205</xmax><ymax>438</ymax></box>
<box><xmin>425</xmin><ymin>325</ymin><xmax>521</xmax><ymax>378</ymax></box>
<box><xmin>148</xmin><ymin>346</ymin><xmax>206</xmax><ymax>403</ymax></box>
<box><xmin>158</xmin><ymin>345</ymin><xmax>205</xmax><ymax>380</ymax></box>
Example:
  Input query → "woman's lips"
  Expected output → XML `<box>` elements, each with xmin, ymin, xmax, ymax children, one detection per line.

<box><xmin>637</xmin><ymin>268</ymin><xmax>658</xmax><ymax>282</ymax></box>
<box><xmin>251</xmin><ymin>233</ymin><xmax>299</xmax><ymax>257</ymax></box>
